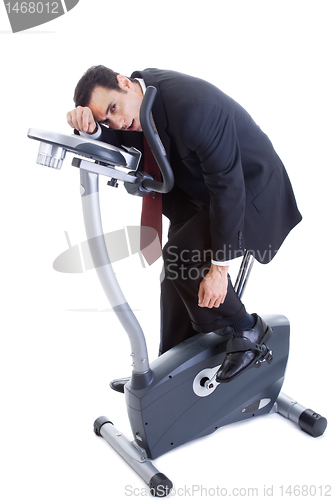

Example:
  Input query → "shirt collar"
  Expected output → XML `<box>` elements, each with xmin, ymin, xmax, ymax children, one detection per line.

<box><xmin>136</xmin><ymin>78</ymin><xmax>146</xmax><ymax>94</ymax></box>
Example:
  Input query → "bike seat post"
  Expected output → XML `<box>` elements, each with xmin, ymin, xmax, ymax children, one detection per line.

<box><xmin>234</xmin><ymin>251</ymin><xmax>255</xmax><ymax>300</ymax></box>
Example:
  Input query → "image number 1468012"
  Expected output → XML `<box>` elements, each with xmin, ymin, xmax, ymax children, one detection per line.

<box><xmin>5</xmin><ymin>2</ymin><xmax>60</xmax><ymax>14</ymax></box>
<box><xmin>3</xmin><ymin>0</ymin><xmax>80</xmax><ymax>33</ymax></box>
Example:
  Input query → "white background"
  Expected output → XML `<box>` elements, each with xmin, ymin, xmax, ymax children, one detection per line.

<box><xmin>0</xmin><ymin>1</ymin><xmax>332</xmax><ymax>498</ymax></box>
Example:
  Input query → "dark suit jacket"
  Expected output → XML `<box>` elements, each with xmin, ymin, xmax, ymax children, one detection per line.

<box><xmin>98</xmin><ymin>69</ymin><xmax>302</xmax><ymax>264</ymax></box>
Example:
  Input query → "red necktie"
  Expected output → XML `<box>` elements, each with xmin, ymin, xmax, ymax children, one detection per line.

<box><xmin>140</xmin><ymin>137</ymin><xmax>163</xmax><ymax>265</ymax></box>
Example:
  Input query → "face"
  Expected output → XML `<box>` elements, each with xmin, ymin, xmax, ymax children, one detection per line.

<box><xmin>88</xmin><ymin>76</ymin><xmax>144</xmax><ymax>132</ymax></box>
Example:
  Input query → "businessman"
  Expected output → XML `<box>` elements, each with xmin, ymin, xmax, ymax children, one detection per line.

<box><xmin>67</xmin><ymin>66</ymin><xmax>302</xmax><ymax>388</ymax></box>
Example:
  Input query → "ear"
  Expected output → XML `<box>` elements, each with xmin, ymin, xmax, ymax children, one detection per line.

<box><xmin>116</xmin><ymin>74</ymin><xmax>131</xmax><ymax>91</ymax></box>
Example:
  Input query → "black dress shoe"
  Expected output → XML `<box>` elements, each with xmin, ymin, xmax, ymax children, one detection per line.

<box><xmin>216</xmin><ymin>314</ymin><xmax>273</xmax><ymax>383</ymax></box>
<box><xmin>110</xmin><ymin>377</ymin><xmax>130</xmax><ymax>393</ymax></box>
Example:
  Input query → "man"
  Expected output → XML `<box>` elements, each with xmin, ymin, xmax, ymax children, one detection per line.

<box><xmin>67</xmin><ymin>66</ymin><xmax>302</xmax><ymax>387</ymax></box>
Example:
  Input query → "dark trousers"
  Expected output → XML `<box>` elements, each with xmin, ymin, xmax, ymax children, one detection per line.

<box><xmin>159</xmin><ymin>202</ymin><xmax>246</xmax><ymax>355</ymax></box>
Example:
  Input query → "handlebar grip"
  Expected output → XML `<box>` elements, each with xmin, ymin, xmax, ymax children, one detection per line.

<box><xmin>139</xmin><ymin>86</ymin><xmax>174</xmax><ymax>194</ymax></box>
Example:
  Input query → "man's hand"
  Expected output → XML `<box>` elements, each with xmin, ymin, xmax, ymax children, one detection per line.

<box><xmin>198</xmin><ymin>264</ymin><xmax>229</xmax><ymax>308</ymax></box>
<box><xmin>66</xmin><ymin>106</ymin><xmax>97</xmax><ymax>134</ymax></box>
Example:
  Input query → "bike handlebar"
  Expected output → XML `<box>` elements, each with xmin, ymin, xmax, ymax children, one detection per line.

<box><xmin>139</xmin><ymin>86</ymin><xmax>174</xmax><ymax>194</ymax></box>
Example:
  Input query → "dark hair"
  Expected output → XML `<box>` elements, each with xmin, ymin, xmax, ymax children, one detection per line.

<box><xmin>74</xmin><ymin>65</ymin><xmax>127</xmax><ymax>107</ymax></box>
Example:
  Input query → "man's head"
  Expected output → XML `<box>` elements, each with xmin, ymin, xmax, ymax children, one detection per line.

<box><xmin>74</xmin><ymin>65</ymin><xmax>144</xmax><ymax>131</ymax></box>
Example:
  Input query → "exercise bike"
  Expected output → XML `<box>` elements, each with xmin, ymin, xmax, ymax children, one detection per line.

<box><xmin>28</xmin><ymin>86</ymin><xmax>327</xmax><ymax>497</ymax></box>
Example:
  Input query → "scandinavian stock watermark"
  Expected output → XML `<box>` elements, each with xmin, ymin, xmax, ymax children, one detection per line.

<box><xmin>53</xmin><ymin>228</ymin><xmax>156</xmax><ymax>274</ymax></box>
<box><xmin>52</xmin><ymin>227</ymin><xmax>277</xmax><ymax>276</ymax></box>
<box><xmin>165</xmin><ymin>244</ymin><xmax>278</xmax><ymax>269</ymax></box>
